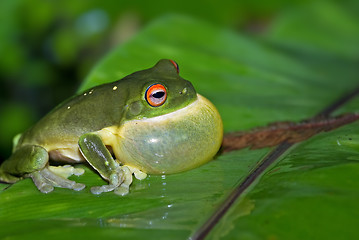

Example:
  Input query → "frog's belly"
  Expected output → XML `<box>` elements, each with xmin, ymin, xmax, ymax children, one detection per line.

<box><xmin>48</xmin><ymin>146</ymin><xmax>85</xmax><ymax>163</ymax></box>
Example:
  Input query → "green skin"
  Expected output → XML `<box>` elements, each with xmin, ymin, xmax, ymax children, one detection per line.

<box><xmin>0</xmin><ymin>59</ymin><xmax>223</xmax><ymax>195</ymax></box>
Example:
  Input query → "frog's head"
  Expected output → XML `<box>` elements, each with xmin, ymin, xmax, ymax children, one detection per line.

<box><xmin>110</xmin><ymin>59</ymin><xmax>223</xmax><ymax>174</ymax></box>
<box><xmin>122</xmin><ymin>59</ymin><xmax>197</xmax><ymax>120</ymax></box>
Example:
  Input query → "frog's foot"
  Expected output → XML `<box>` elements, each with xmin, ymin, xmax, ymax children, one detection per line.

<box><xmin>26</xmin><ymin>165</ymin><xmax>85</xmax><ymax>194</ymax></box>
<box><xmin>91</xmin><ymin>165</ymin><xmax>147</xmax><ymax>196</ymax></box>
<box><xmin>126</xmin><ymin>165</ymin><xmax>147</xmax><ymax>180</ymax></box>
<box><xmin>48</xmin><ymin>165</ymin><xmax>85</xmax><ymax>178</ymax></box>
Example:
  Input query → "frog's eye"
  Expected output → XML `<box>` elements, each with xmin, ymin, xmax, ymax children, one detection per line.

<box><xmin>145</xmin><ymin>84</ymin><xmax>167</xmax><ymax>107</ymax></box>
<box><xmin>169</xmin><ymin>60</ymin><xmax>179</xmax><ymax>73</ymax></box>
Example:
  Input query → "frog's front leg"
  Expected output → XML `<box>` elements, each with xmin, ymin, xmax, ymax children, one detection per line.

<box><xmin>78</xmin><ymin>133</ymin><xmax>146</xmax><ymax>196</ymax></box>
<box><xmin>0</xmin><ymin>145</ymin><xmax>85</xmax><ymax>193</ymax></box>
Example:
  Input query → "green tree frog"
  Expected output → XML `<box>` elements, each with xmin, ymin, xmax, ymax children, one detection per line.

<box><xmin>0</xmin><ymin>59</ymin><xmax>223</xmax><ymax>195</ymax></box>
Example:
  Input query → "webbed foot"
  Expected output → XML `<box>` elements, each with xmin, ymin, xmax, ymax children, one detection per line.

<box><xmin>26</xmin><ymin>165</ymin><xmax>85</xmax><ymax>193</ymax></box>
<box><xmin>91</xmin><ymin>165</ymin><xmax>147</xmax><ymax>196</ymax></box>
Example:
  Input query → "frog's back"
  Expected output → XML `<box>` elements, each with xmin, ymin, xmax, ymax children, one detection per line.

<box><xmin>17</xmin><ymin>81</ymin><xmax>128</xmax><ymax>154</ymax></box>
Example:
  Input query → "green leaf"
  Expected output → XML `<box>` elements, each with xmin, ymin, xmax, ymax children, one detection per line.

<box><xmin>266</xmin><ymin>1</ymin><xmax>359</xmax><ymax>59</ymax></box>
<box><xmin>208</xmin><ymin>122</ymin><xmax>359</xmax><ymax>240</ymax></box>
<box><xmin>1</xmin><ymin>2</ymin><xmax>359</xmax><ymax>239</ymax></box>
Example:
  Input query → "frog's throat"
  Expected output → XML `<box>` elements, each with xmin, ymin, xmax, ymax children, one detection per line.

<box><xmin>97</xmin><ymin>94</ymin><xmax>223</xmax><ymax>174</ymax></box>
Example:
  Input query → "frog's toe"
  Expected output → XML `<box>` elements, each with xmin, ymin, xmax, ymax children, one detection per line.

<box><xmin>72</xmin><ymin>182</ymin><xmax>86</xmax><ymax>191</ymax></box>
<box><xmin>113</xmin><ymin>166</ymin><xmax>133</xmax><ymax>196</ymax></box>
<box><xmin>91</xmin><ymin>185</ymin><xmax>116</xmax><ymax>194</ymax></box>
<box><xmin>29</xmin><ymin>170</ymin><xmax>54</xmax><ymax>193</ymax></box>
<box><xmin>44</xmin><ymin>167</ymin><xmax>85</xmax><ymax>191</ymax></box>
<box><xmin>112</xmin><ymin>165</ymin><xmax>146</xmax><ymax>196</ymax></box>
<box><xmin>27</xmin><ymin>167</ymin><xmax>85</xmax><ymax>193</ymax></box>
<box><xmin>48</xmin><ymin>165</ymin><xmax>85</xmax><ymax>178</ymax></box>
<box><xmin>114</xmin><ymin>184</ymin><xmax>130</xmax><ymax>196</ymax></box>
<box><xmin>90</xmin><ymin>165</ymin><xmax>133</xmax><ymax>196</ymax></box>
<box><xmin>126</xmin><ymin>165</ymin><xmax>147</xmax><ymax>180</ymax></box>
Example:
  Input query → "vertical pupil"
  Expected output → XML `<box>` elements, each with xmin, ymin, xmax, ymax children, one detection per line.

<box><xmin>152</xmin><ymin>91</ymin><xmax>165</xmax><ymax>98</ymax></box>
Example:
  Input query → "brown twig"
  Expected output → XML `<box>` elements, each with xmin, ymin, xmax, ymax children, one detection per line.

<box><xmin>222</xmin><ymin>113</ymin><xmax>359</xmax><ymax>152</ymax></box>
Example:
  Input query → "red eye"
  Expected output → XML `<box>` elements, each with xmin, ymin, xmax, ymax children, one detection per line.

<box><xmin>169</xmin><ymin>60</ymin><xmax>179</xmax><ymax>73</ymax></box>
<box><xmin>145</xmin><ymin>84</ymin><xmax>167</xmax><ymax>107</ymax></box>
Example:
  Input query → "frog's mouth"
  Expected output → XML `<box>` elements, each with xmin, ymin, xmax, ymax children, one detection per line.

<box><xmin>137</xmin><ymin>94</ymin><xmax>209</xmax><ymax>122</ymax></box>
<box><xmin>99</xmin><ymin>94</ymin><xmax>223</xmax><ymax>174</ymax></box>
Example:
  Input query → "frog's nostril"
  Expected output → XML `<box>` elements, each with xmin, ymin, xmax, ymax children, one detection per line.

<box><xmin>180</xmin><ymin>87</ymin><xmax>187</xmax><ymax>95</ymax></box>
